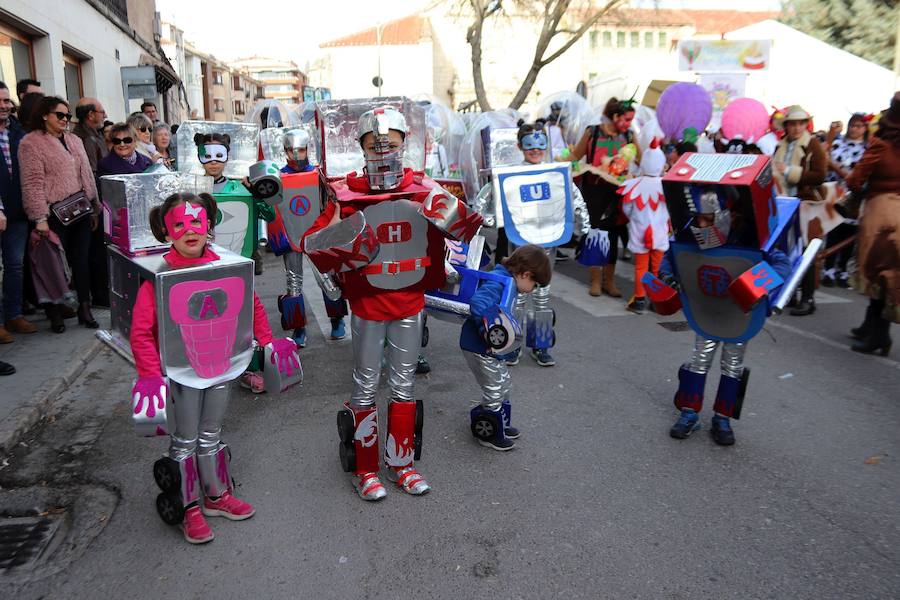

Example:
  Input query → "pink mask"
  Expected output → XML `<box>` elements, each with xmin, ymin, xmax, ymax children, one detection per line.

<box><xmin>164</xmin><ymin>202</ymin><xmax>208</xmax><ymax>240</ymax></box>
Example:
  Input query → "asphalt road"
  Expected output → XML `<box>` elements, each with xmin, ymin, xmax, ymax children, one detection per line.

<box><xmin>1</xmin><ymin>252</ymin><xmax>898</xmax><ymax>600</ymax></box>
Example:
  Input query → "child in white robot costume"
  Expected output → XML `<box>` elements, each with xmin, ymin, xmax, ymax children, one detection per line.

<box><xmin>619</xmin><ymin>138</ymin><xmax>671</xmax><ymax>315</ymax></box>
<box><xmin>471</xmin><ymin>119</ymin><xmax>590</xmax><ymax>367</ymax></box>
<box><xmin>462</xmin><ymin>244</ymin><xmax>551</xmax><ymax>451</ymax></box>
<box><xmin>130</xmin><ymin>192</ymin><xmax>299</xmax><ymax>543</ymax></box>
<box><xmin>268</xmin><ymin>129</ymin><xmax>348</xmax><ymax>348</ymax></box>
<box><xmin>650</xmin><ymin>155</ymin><xmax>811</xmax><ymax>446</ymax></box>
<box><xmin>302</xmin><ymin>106</ymin><xmax>483</xmax><ymax>501</ymax></box>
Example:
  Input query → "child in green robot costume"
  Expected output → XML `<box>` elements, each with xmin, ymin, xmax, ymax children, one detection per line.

<box><xmin>194</xmin><ymin>132</ymin><xmax>275</xmax><ymax>264</ymax></box>
<box><xmin>195</xmin><ymin>132</ymin><xmax>275</xmax><ymax>392</ymax></box>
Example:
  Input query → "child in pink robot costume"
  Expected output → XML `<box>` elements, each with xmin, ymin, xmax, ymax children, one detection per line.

<box><xmin>303</xmin><ymin>106</ymin><xmax>483</xmax><ymax>501</ymax></box>
<box><xmin>619</xmin><ymin>138</ymin><xmax>671</xmax><ymax>314</ymax></box>
<box><xmin>130</xmin><ymin>192</ymin><xmax>298</xmax><ymax>544</ymax></box>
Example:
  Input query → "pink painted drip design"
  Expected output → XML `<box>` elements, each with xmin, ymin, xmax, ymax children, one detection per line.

<box><xmin>182</xmin><ymin>454</ymin><xmax>198</xmax><ymax>500</ymax></box>
<box><xmin>168</xmin><ymin>277</ymin><xmax>246</xmax><ymax>378</ymax></box>
<box><xmin>215</xmin><ymin>449</ymin><xmax>230</xmax><ymax>490</ymax></box>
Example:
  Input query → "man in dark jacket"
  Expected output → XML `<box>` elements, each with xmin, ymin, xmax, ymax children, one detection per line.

<box><xmin>73</xmin><ymin>97</ymin><xmax>109</xmax><ymax>175</ymax></box>
<box><xmin>0</xmin><ymin>80</ymin><xmax>37</xmax><ymax>369</ymax></box>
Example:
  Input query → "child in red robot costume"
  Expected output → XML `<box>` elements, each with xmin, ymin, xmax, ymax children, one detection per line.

<box><xmin>303</xmin><ymin>106</ymin><xmax>482</xmax><ymax>501</ymax></box>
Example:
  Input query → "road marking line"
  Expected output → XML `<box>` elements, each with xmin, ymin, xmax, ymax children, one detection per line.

<box><xmin>767</xmin><ymin>319</ymin><xmax>900</xmax><ymax>371</ymax></box>
<box><xmin>550</xmin><ymin>270</ymin><xmax>634</xmax><ymax>318</ymax></box>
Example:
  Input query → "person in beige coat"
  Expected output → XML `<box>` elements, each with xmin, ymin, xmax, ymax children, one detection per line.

<box><xmin>773</xmin><ymin>105</ymin><xmax>827</xmax><ymax>316</ymax></box>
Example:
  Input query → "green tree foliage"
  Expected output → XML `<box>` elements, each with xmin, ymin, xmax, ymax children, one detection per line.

<box><xmin>781</xmin><ymin>0</ymin><xmax>899</xmax><ymax>69</ymax></box>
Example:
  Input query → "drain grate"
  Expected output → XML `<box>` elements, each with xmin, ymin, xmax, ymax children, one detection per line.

<box><xmin>658</xmin><ymin>321</ymin><xmax>690</xmax><ymax>332</ymax></box>
<box><xmin>0</xmin><ymin>514</ymin><xmax>64</xmax><ymax>571</ymax></box>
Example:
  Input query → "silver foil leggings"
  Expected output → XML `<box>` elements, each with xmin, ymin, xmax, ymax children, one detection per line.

<box><xmin>168</xmin><ymin>381</ymin><xmax>230</xmax><ymax>461</ymax></box>
<box><xmin>350</xmin><ymin>312</ymin><xmax>423</xmax><ymax>407</ymax></box>
<box><xmin>512</xmin><ymin>246</ymin><xmax>555</xmax><ymax>317</ymax></box>
<box><xmin>686</xmin><ymin>334</ymin><xmax>747</xmax><ymax>379</ymax></box>
<box><xmin>462</xmin><ymin>351</ymin><xmax>511</xmax><ymax>411</ymax></box>
<box><xmin>283</xmin><ymin>252</ymin><xmax>304</xmax><ymax>296</ymax></box>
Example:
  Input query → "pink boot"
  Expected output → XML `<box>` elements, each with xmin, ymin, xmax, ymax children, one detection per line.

<box><xmin>182</xmin><ymin>506</ymin><xmax>214</xmax><ymax>544</ymax></box>
<box><xmin>202</xmin><ymin>490</ymin><xmax>256</xmax><ymax>520</ymax></box>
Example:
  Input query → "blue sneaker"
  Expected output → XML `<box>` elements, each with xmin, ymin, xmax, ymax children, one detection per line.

<box><xmin>330</xmin><ymin>318</ymin><xmax>346</xmax><ymax>340</ymax></box>
<box><xmin>292</xmin><ymin>328</ymin><xmax>307</xmax><ymax>348</ymax></box>
<box><xmin>669</xmin><ymin>409</ymin><xmax>700</xmax><ymax>439</ymax></box>
<box><xmin>711</xmin><ymin>415</ymin><xmax>735</xmax><ymax>446</ymax></box>
<box><xmin>531</xmin><ymin>348</ymin><xmax>556</xmax><ymax>367</ymax></box>
<box><xmin>503</xmin><ymin>348</ymin><xmax>521</xmax><ymax>366</ymax></box>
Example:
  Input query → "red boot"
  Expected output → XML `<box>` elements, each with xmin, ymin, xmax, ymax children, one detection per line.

<box><xmin>385</xmin><ymin>401</ymin><xmax>430</xmax><ymax>495</ymax></box>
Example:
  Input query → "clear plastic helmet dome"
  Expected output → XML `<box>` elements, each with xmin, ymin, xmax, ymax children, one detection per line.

<box><xmin>533</xmin><ymin>91</ymin><xmax>594</xmax><ymax>147</ymax></box>
<box><xmin>459</xmin><ymin>111</ymin><xmax>519</xmax><ymax>202</ymax></box>
<box><xmin>293</xmin><ymin>101</ymin><xmax>318</xmax><ymax>125</ymax></box>
<box><xmin>413</xmin><ymin>94</ymin><xmax>467</xmax><ymax>179</ymax></box>
<box><xmin>245</xmin><ymin>99</ymin><xmax>299</xmax><ymax>130</ymax></box>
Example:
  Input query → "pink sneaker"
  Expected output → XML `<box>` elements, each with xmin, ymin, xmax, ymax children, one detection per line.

<box><xmin>202</xmin><ymin>491</ymin><xmax>255</xmax><ymax>520</ymax></box>
<box><xmin>182</xmin><ymin>506</ymin><xmax>214</xmax><ymax>544</ymax></box>
<box><xmin>239</xmin><ymin>371</ymin><xmax>265</xmax><ymax>394</ymax></box>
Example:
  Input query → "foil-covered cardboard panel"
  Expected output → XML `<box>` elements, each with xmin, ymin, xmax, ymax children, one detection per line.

<box><xmin>489</xmin><ymin>128</ymin><xmax>525</xmax><ymax>169</ymax></box>
<box><xmin>316</xmin><ymin>97</ymin><xmax>426</xmax><ymax>179</ymax></box>
<box><xmin>176</xmin><ymin>120</ymin><xmax>261</xmax><ymax>179</ymax></box>
<box><xmin>101</xmin><ymin>173</ymin><xmax>213</xmax><ymax>255</ymax></box>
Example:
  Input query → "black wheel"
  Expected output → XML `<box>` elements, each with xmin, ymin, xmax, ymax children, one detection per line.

<box><xmin>414</xmin><ymin>400</ymin><xmax>424</xmax><ymax>460</ymax></box>
<box><xmin>153</xmin><ymin>457</ymin><xmax>181</xmax><ymax>494</ymax></box>
<box><xmin>471</xmin><ymin>413</ymin><xmax>501</xmax><ymax>441</ymax></box>
<box><xmin>421</xmin><ymin>325</ymin><xmax>429</xmax><ymax>348</ymax></box>
<box><xmin>551</xmin><ymin>309</ymin><xmax>557</xmax><ymax>327</ymax></box>
<box><xmin>156</xmin><ymin>492</ymin><xmax>184</xmax><ymax>525</ymax></box>
<box><xmin>255</xmin><ymin>180</ymin><xmax>279</xmax><ymax>199</ymax></box>
<box><xmin>487</xmin><ymin>325</ymin><xmax>509</xmax><ymax>350</ymax></box>
<box><xmin>550</xmin><ymin>331</ymin><xmax>556</xmax><ymax>348</ymax></box>
<box><xmin>337</xmin><ymin>409</ymin><xmax>355</xmax><ymax>443</ymax></box>
<box><xmin>339</xmin><ymin>441</ymin><xmax>356</xmax><ymax>473</ymax></box>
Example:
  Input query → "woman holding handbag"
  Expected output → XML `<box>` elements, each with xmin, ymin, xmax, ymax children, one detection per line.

<box><xmin>19</xmin><ymin>96</ymin><xmax>100</xmax><ymax>332</ymax></box>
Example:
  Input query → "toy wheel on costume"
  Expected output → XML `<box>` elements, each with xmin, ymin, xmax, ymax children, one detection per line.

<box><xmin>551</xmin><ymin>309</ymin><xmax>556</xmax><ymax>327</ymax></box>
<box><xmin>337</xmin><ymin>409</ymin><xmax>354</xmax><ymax>443</ymax></box>
<box><xmin>550</xmin><ymin>331</ymin><xmax>556</xmax><ymax>348</ymax></box>
<box><xmin>339</xmin><ymin>441</ymin><xmax>356</xmax><ymax>473</ymax></box>
<box><xmin>155</xmin><ymin>492</ymin><xmax>185</xmax><ymax>525</ymax></box>
<box><xmin>487</xmin><ymin>324</ymin><xmax>509</xmax><ymax>351</ymax></box>
<box><xmin>414</xmin><ymin>399</ymin><xmax>424</xmax><ymax>460</ymax></box>
<box><xmin>471</xmin><ymin>412</ymin><xmax>501</xmax><ymax>441</ymax></box>
<box><xmin>421</xmin><ymin>325</ymin><xmax>429</xmax><ymax>348</ymax></box>
<box><xmin>153</xmin><ymin>457</ymin><xmax>181</xmax><ymax>494</ymax></box>
<box><xmin>253</xmin><ymin>179</ymin><xmax>280</xmax><ymax>200</ymax></box>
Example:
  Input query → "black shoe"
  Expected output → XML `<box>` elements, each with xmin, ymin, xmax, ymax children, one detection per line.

<box><xmin>851</xmin><ymin>304</ymin><xmax>877</xmax><ymax>340</ymax></box>
<box><xmin>415</xmin><ymin>355</ymin><xmax>431</xmax><ymax>375</ymax></box>
<box><xmin>627</xmin><ymin>296</ymin><xmax>647</xmax><ymax>314</ymax></box>
<box><xmin>669</xmin><ymin>409</ymin><xmax>700</xmax><ymax>439</ymax></box>
<box><xmin>852</xmin><ymin>318</ymin><xmax>892</xmax><ymax>356</ymax></box>
<box><xmin>504</xmin><ymin>426</ymin><xmax>520</xmax><ymax>440</ymax></box>
<box><xmin>837</xmin><ymin>273</ymin><xmax>851</xmax><ymax>289</ymax></box>
<box><xmin>821</xmin><ymin>274</ymin><xmax>835</xmax><ymax>287</ymax></box>
<box><xmin>0</xmin><ymin>361</ymin><xmax>15</xmax><ymax>376</ymax></box>
<box><xmin>789</xmin><ymin>298</ymin><xmax>816</xmax><ymax>316</ymax></box>
<box><xmin>46</xmin><ymin>305</ymin><xmax>66</xmax><ymax>334</ymax></box>
<box><xmin>77</xmin><ymin>301</ymin><xmax>99</xmax><ymax>329</ymax></box>
<box><xmin>711</xmin><ymin>415</ymin><xmax>735</xmax><ymax>446</ymax></box>
<box><xmin>22</xmin><ymin>302</ymin><xmax>37</xmax><ymax>316</ymax></box>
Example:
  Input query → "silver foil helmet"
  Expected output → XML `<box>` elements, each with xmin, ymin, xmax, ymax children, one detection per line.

<box><xmin>689</xmin><ymin>188</ymin><xmax>731</xmax><ymax>249</ymax></box>
<box><xmin>358</xmin><ymin>107</ymin><xmax>408</xmax><ymax>190</ymax></box>
<box><xmin>283</xmin><ymin>129</ymin><xmax>311</xmax><ymax>165</ymax></box>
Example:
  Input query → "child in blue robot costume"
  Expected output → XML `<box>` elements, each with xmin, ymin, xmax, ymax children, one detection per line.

<box><xmin>652</xmin><ymin>152</ymin><xmax>806</xmax><ymax>446</ymax></box>
<box><xmin>460</xmin><ymin>244</ymin><xmax>552</xmax><ymax>450</ymax></box>
<box><xmin>270</xmin><ymin>129</ymin><xmax>348</xmax><ymax>347</ymax></box>
<box><xmin>471</xmin><ymin>120</ymin><xmax>589</xmax><ymax>368</ymax></box>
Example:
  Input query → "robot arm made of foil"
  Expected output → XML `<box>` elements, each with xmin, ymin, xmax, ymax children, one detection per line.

<box><xmin>471</xmin><ymin>183</ymin><xmax>496</xmax><ymax>228</ymax></box>
<box><xmin>572</xmin><ymin>184</ymin><xmax>590</xmax><ymax>237</ymax></box>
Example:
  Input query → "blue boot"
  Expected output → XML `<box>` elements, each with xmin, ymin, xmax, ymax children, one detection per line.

<box><xmin>711</xmin><ymin>414</ymin><xmax>735</xmax><ymax>446</ymax></box>
<box><xmin>330</xmin><ymin>318</ymin><xmax>346</xmax><ymax>340</ymax></box>
<box><xmin>470</xmin><ymin>406</ymin><xmax>515</xmax><ymax>451</ymax></box>
<box><xmin>292</xmin><ymin>328</ymin><xmax>307</xmax><ymax>348</ymax></box>
<box><xmin>500</xmin><ymin>399</ymin><xmax>520</xmax><ymax>439</ymax></box>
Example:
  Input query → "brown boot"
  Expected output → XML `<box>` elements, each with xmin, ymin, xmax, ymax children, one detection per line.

<box><xmin>0</xmin><ymin>326</ymin><xmax>12</xmax><ymax>344</ymax></box>
<box><xmin>588</xmin><ymin>267</ymin><xmax>602</xmax><ymax>297</ymax></box>
<box><xmin>601</xmin><ymin>264</ymin><xmax>622</xmax><ymax>297</ymax></box>
<box><xmin>5</xmin><ymin>316</ymin><xmax>38</xmax><ymax>334</ymax></box>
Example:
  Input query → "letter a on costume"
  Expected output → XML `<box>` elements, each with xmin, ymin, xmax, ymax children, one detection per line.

<box><xmin>199</xmin><ymin>294</ymin><xmax>220</xmax><ymax>319</ymax></box>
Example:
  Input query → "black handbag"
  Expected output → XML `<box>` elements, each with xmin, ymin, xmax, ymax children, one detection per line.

<box><xmin>50</xmin><ymin>190</ymin><xmax>92</xmax><ymax>226</ymax></box>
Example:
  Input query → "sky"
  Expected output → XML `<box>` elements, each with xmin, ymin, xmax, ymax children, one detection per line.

<box><xmin>155</xmin><ymin>0</ymin><xmax>784</xmax><ymax>69</ymax></box>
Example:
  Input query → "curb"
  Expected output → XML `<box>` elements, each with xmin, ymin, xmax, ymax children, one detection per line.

<box><xmin>0</xmin><ymin>337</ymin><xmax>104</xmax><ymax>457</ymax></box>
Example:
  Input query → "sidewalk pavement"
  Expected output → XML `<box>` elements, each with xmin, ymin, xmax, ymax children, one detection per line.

<box><xmin>0</xmin><ymin>308</ymin><xmax>107</xmax><ymax>456</ymax></box>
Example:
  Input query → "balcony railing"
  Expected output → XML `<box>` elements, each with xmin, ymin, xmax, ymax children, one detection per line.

<box><xmin>96</xmin><ymin>0</ymin><xmax>128</xmax><ymax>24</ymax></box>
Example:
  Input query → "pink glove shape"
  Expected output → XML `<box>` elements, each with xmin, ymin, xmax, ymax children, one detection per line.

<box><xmin>132</xmin><ymin>376</ymin><xmax>168</xmax><ymax>419</ymax></box>
<box><xmin>268</xmin><ymin>338</ymin><xmax>300</xmax><ymax>376</ymax></box>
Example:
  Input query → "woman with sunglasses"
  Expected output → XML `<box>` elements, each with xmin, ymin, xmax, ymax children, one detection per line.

<box><xmin>97</xmin><ymin>123</ymin><xmax>152</xmax><ymax>176</ymax></box>
<box><xmin>127</xmin><ymin>113</ymin><xmax>163</xmax><ymax>165</ymax></box>
<box><xmin>19</xmin><ymin>96</ymin><xmax>100</xmax><ymax>332</ymax></box>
